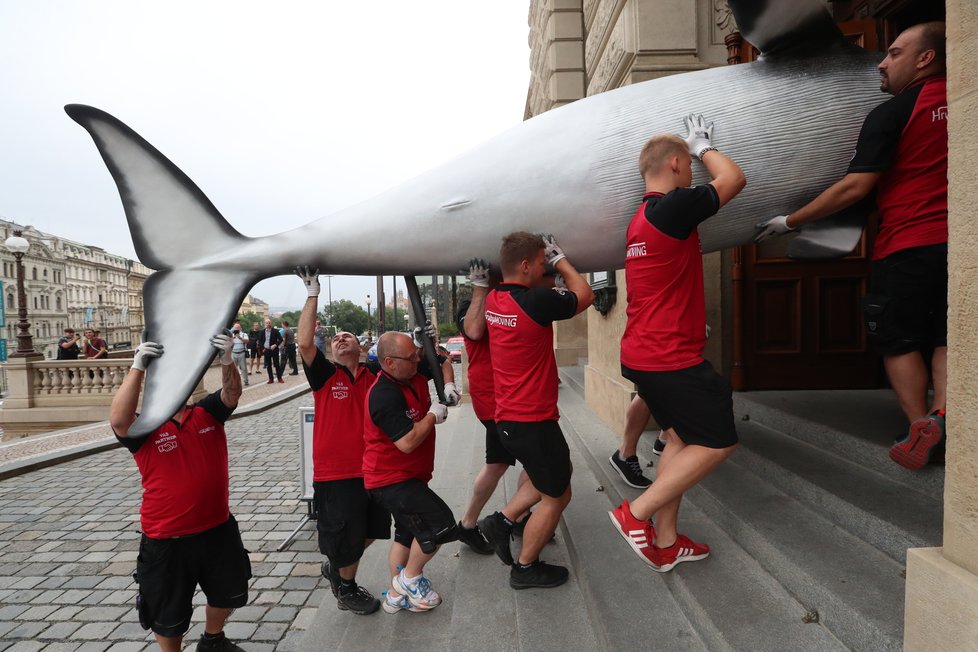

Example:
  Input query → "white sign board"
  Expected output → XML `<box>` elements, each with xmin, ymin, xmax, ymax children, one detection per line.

<box><xmin>298</xmin><ymin>406</ymin><xmax>315</xmax><ymax>501</ymax></box>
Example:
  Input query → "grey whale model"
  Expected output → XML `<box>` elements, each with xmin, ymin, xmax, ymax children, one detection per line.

<box><xmin>66</xmin><ymin>0</ymin><xmax>886</xmax><ymax>437</ymax></box>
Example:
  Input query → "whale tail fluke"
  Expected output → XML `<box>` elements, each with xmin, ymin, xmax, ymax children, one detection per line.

<box><xmin>66</xmin><ymin>104</ymin><xmax>260</xmax><ymax>437</ymax></box>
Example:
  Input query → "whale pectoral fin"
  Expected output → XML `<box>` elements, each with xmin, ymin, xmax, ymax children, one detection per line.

<box><xmin>129</xmin><ymin>269</ymin><xmax>259</xmax><ymax>438</ymax></box>
<box><xmin>787</xmin><ymin>208</ymin><xmax>867</xmax><ymax>260</ymax></box>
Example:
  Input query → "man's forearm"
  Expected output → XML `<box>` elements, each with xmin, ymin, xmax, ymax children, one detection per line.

<box><xmin>221</xmin><ymin>361</ymin><xmax>242</xmax><ymax>407</ymax></box>
<box><xmin>109</xmin><ymin>370</ymin><xmax>144</xmax><ymax>437</ymax></box>
<box><xmin>394</xmin><ymin>415</ymin><xmax>436</xmax><ymax>453</ymax></box>
<box><xmin>555</xmin><ymin>259</ymin><xmax>595</xmax><ymax>314</ymax></box>
<box><xmin>787</xmin><ymin>172</ymin><xmax>879</xmax><ymax>228</ymax></box>
<box><xmin>463</xmin><ymin>286</ymin><xmax>488</xmax><ymax>340</ymax></box>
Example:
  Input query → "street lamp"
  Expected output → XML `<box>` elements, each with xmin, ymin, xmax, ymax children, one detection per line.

<box><xmin>366</xmin><ymin>294</ymin><xmax>371</xmax><ymax>341</ymax></box>
<box><xmin>324</xmin><ymin>275</ymin><xmax>333</xmax><ymax>325</ymax></box>
<box><xmin>3</xmin><ymin>230</ymin><xmax>37</xmax><ymax>356</ymax></box>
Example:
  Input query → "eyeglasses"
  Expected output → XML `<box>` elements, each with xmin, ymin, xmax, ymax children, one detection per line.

<box><xmin>387</xmin><ymin>353</ymin><xmax>420</xmax><ymax>362</ymax></box>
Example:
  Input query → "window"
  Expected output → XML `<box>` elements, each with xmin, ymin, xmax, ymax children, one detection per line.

<box><xmin>32</xmin><ymin>267</ymin><xmax>38</xmax><ymax>280</ymax></box>
<box><xmin>34</xmin><ymin>297</ymin><xmax>38</xmax><ymax>310</ymax></box>
<box><xmin>6</xmin><ymin>293</ymin><xmax>12</xmax><ymax>309</ymax></box>
<box><xmin>56</xmin><ymin>296</ymin><xmax>61</xmax><ymax>310</ymax></box>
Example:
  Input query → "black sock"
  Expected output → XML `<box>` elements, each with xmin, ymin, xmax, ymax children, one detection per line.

<box><xmin>202</xmin><ymin>631</ymin><xmax>225</xmax><ymax>641</ymax></box>
<box><xmin>499</xmin><ymin>513</ymin><xmax>515</xmax><ymax>528</ymax></box>
<box><xmin>338</xmin><ymin>578</ymin><xmax>357</xmax><ymax>595</ymax></box>
<box><xmin>514</xmin><ymin>561</ymin><xmax>534</xmax><ymax>571</ymax></box>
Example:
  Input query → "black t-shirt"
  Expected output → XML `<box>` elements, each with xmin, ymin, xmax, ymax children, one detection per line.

<box><xmin>57</xmin><ymin>336</ymin><xmax>80</xmax><ymax>360</ymax></box>
<box><xmin>642</xmin><ymin>185</ymin><xmax>720</xmax><ymax>240</ymax></box>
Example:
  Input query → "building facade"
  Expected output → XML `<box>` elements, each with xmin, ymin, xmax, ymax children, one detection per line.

<box><xmin>239</xmin><ymin>294</ymin><xmax>270</xmax><ymax>320</ymax></box>
<box><xmin>0</xmin><ymin>218</ymin><xmax>149</xmax><ymax>359</ymax></box>
<box><xmin>524</xmin><ymin>0</ymin><xmax>976</xmax><ymax>647</ymax></box>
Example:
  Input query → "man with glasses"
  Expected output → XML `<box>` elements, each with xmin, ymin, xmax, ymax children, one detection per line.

<box><xmin>363</xmin><ymin>331</ymin><xmax>458</xmax><ymax>614</ymax></box>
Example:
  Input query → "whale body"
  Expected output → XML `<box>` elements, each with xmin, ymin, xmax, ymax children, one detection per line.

<box><xmin>67</xmin><ymin>0</ymin><xmax>887</xmax><ymax>436</ymax></box>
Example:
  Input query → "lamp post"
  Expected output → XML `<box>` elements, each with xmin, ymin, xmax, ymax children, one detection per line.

<box><xmin>4</xmin><ymin>230</ymin><xmax>36</xmax><ymax>357</ymax></box>
<box><xmin>366</xmin><ymin>294</ymin><xmax>372</xmax><ymax>342</ymax></box>
<box><xmin>324</xmin><ymin>275</ymin><xmax>333</xmax><ymax>325</ymax></box>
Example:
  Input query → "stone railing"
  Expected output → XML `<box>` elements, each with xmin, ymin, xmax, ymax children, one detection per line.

<box><xmin>30</xmin><ymin>359</ymin><xmax>131</xmax><ymax>402</ymax></box>
<box><xmin>0</xmin><ymin>355</ymin><xmax>206</xmax><ymax>439</ymax></box>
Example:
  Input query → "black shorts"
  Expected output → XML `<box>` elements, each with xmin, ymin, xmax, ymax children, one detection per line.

<box><xmin>864</xmin><ymin>244</ymin><xmax>948</xmax><ymax>356</ymax></box>
<box><xmin>368</xmin><ymin>479</ymin><xmax>457</xmax><ymax>554</ymax></box>
<box><xmin>481</xmin><ymin>419</ymin><xmax>516</xmax><ymax>466</ymax></box>
<box><xmin>622</xmin><ymin>360</ymin><xmax>737</xmax><ymax>449</ymax></box>
<box><xmin>134</xmin><ymin>516</ymin><xmax>251</xmax><ymax>638</ymax></box>
<box><xmin>496</xmin><ymin>420</ymin><xmax>571</xmax><ymax>498</ymax></box>
<box><xmin>313</xmin><ymin>478</ymin><xmax>391</xmax><ymax>567</ymax></box>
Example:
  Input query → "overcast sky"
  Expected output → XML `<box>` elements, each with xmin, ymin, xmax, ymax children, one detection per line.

<box><xmin>0</xmin><ymin>1</ymin><xmax>531</xmax><ymax>313</ymax></box>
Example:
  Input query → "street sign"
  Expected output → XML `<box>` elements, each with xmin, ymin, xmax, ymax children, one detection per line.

<box><xmin>0</xmin><ymin>339</ymin><xmax>7</xmax><ymax>362</ymax></box>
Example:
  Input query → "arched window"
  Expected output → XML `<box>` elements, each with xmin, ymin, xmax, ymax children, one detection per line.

<box><xmin>6</xmin><ymin>294</ymin><xmax>12</xmax><ymax>309</ymax></box>
<box><xmin>56</xmin><ymin>296</ymin><xmax>62</xmax><ymax>310</ymax></box>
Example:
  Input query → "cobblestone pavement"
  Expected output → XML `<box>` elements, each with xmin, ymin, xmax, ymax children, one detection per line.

<box><xmin>0</xmin><ymin>391</ymin><xmax>325</xmax><ymax>651</ymax></box>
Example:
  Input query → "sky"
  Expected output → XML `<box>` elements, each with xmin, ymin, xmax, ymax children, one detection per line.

<box><xmin>0</xmin><ymin>1</ymin><xmax>531</xmax><ymax>313</ymax></box>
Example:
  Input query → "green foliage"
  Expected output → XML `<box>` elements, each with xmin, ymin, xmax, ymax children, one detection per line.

<box><xmin>327</xmin><ymin>299</ymin><xmax>369</xmax><ymax>336</ymax></box>
<box><xmin>278</xmin><ymin>311</ymin><xmax>301</xmax><ymax>327</ymax></box>
<box><xmin>438</xmin><ymin>323</ymin><xmax>458</xmax><ymax>339</ymax></box>
<box><xmin>235</xmin><ymin>312</ymin><xmax>265</xmax><ymax>332</ymax></box>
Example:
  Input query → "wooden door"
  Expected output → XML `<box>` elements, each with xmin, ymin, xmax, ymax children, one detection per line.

<box><xmin>734</xmin><ymin>20</ymin><xmax>883</xmax><ymax>390</ymax></box>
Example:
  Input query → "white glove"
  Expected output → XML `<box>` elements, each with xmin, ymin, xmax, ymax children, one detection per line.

<box><xmin>538</xmin><ymin>233</ymin><xmax>566</xmax><ymax>266</ymax></box>
<box><xmin>705</xmin><ymin>324</ymin><xmax>712</xmax><ymax>340</ymax></box>
<box><xmin>428</xmin><ymin>402</ymin><xmax>448</xmax><ymax>424</ymax></box>
<box><xmin>754</xmin><ymin>215</ymin><xmax>794</xmax><ymax>243</ymax></box>
<box><xmin>443</xmin><ymin>382</ymin><xmax>461</xmax><ymax>406</ymax></box>
<box><xmin>554</xmin><ymin>274</ymin><xmax>567</xmax><ymax>291</ymax></box>
<box><xmin>468</xmin><ymin>258</ymin><xmax>490</xmax><ymax>288</ymax></box>
<box><xmin>210</xmin><ymin>333</ymin><xmax>233</xmax><ymax>366</ymax></box>
<box><xmin>412</xmin><ymin>323</ymin><xmax>436</xmax><ymax>349</ymax></box>
<box><xmin>295</xmin><ymin>266</ymin><xmax>321</xmax><ymax>297</ymax></box>
<box><xmin>132</xmin><ymin>341</ymin><xmax>163</xmax><ymax>372</ymax></box>
<box><xmin>682</xmin><ymin>113</ymin><xmax>715</xmax><ymax>159</ymax></box>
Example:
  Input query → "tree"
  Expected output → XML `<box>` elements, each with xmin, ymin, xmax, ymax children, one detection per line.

<box><xmin>328</xmin><ymin>299</ymin><xmax>369</xmax><ymax>336</ymax></box>
<box><xmin>235</xmin><ymin>312</ymin><xmax>264</xmax><ymax>332</ymax></box>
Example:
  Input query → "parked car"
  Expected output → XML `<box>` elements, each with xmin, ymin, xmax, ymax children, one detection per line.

<box><xmin>445</xmin><ymin>337</ymin><xmax>465</xmax><ymax>364</ymax></box>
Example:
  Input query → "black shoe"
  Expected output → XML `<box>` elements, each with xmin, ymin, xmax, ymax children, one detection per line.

<box><xmin>457</xmin><ymin>522</ymin><xmax>493</xmax><ymax>555</ymax></box>
<box><xmin>289</xmin><ymin>372</ymin><xmax>299</xmax><ymax>376</ymax></box>
<box><xmin>196</xmin><ymin>632</ymin><xmax>244</xmax><ymax>652</ymax></box>
<box><xmin>479</xmin><ymin>512</ymin><xmax>514</xmax><ymax>565</ymax></box>
<box><xmin>322</xmin><ymin>560</ymin><xmax>341</xmax><ymax>597</ymax></box>
<box><xmin>653</xmin><ymin>437</ymin><xmax>666</xmax><ymax>457</ymax></box>
<box><xmin>610</xmin><ymin>451</ymin><xmax>652</xmax><ymax>489</ymax></box>
<box><xmin>337</xmin><ymin>585</ymin><xmax>381</xmax><ymax>615</ymax></box>
<box><xmin>509</xmin><ymin>560</ymin><xmax>569</xmax><ymax>590</ymax></box>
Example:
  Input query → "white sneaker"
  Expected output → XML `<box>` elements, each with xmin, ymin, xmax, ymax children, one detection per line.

<box><xmin>382</xmin><ymin>589</ymin><xmax>425</xmax><ymax>614</ymax></box>
<box><xmin>392</xmin><ymin>571</ymin><xmax>441</xmax><ymax>610</ymax></box>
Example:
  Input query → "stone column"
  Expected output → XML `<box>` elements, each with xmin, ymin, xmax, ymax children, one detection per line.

<box><xmin>903</xmin><ymin>3</ymin><xmax>978</xmax><ymax>648</ymax></box>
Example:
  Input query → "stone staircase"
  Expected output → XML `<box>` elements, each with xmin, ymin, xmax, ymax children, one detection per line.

<box><xmin>557</xmin><ymin>364</ymin><xmax>944</xmax><ymax>651</ymax></box>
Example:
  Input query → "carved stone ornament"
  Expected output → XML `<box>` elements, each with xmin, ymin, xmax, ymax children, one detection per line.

<box><xmin>715</xmin><ymin>0</ymin><xmax>737</xmax><ymax>33</ymax></box>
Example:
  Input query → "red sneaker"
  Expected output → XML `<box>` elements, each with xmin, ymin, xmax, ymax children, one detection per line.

<box><xmin>649</xmin><ymin>534</ymin><xmax>710</xmax><ymax>572</ymax></box>
<box><xmin>890</xmin><ymin>410</ymin><xmax>945</xmax><ymax>470</ymax></box>
<box><xmin>279</xmin><ymin>378</ymin><xmax>285</xmax><ymax>383</ymax></box>
<box><xmin>266</xmin><ymin>380</ymin><xmax>274</xmax><ymax>384</ymax></box>
<box><xmin>608</xmin><ymin>500</ymin><xmax>656</xmax><ymax>568</ymax></box>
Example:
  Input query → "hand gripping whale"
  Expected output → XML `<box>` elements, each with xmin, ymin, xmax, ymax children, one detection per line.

<box><xmin>67</xmin><ymin>0</ymin><xmax>886</xmax><ymax>437</ymax></box>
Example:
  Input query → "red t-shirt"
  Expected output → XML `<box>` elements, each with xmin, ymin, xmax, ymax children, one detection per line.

<box><xmin>847</xmin><ymin>76</ymin><xmax>948</xmax><ymax>260</ymax></box>
<box><xmin>621</xmin><ymin>186</ymin><xmax>719</xmax><ymax>372</ymax></box>
<box><xmin>485</xmin><ymin>284</ymin><xmax>577</xmax><ymax>422</ymax></box>
<box><xmin>362</xmin><ymin>370</ymin><xmax>436</xmax><ymax>489</ymax></box>
<box><xmin>117</xmin><ymin>391</ymin><xmax>234</xmax><ymax>539</ymax></box>
<box><xmin>456</xmin><ymin>299</ymin><xmax>495</xmax><ymax>421</ymax></box>
<box><xmin>304</xmin><ymin>350</ymin><xmax>377</xmax><ymax>482</ymax></box>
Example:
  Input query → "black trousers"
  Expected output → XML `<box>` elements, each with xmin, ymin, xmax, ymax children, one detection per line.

<box><xmin>264</xmin><ymin>349</ymin><xmax>281</xmax><ymax>380</ymax></box>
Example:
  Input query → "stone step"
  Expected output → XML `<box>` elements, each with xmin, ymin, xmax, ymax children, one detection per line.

<box><xmin>732</xmin><ymin>391</ymin><xmax>944</xmax><ymax>501</ymax></box>
<box><xmin>560</xmin><ymin>363</ymin><xmax>586</xmax><ymax>398</ymax></box>
<box><xmin>692</xmin><ymin>459</ymin><xmax>905</xmax><ymax>651</ymax></box>
<box><xmin>556</xmin><ymin>384</ymin><xmax>851</xmax><ymax>651</ymax></box>
<box><xmin>731</xmin><ymin>418</ymin><xmax>942</xmax><ymax>563</ymax></box>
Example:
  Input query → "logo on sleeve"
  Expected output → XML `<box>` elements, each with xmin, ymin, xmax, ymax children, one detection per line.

<box><xmin>626</xmin><ymin>241</ymin><xmax>647</xmax><ymax>258</ymax></box>
<box><xmin>486</xmin><ymin>311</ymin><xmax>518</xmax><ymax>328</ymax></box>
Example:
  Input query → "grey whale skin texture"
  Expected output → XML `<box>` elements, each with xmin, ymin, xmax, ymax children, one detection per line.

<box><xmin>66</xmin><ymin>0</ymin><xmax>884</xmax><ymax>436</ymax></box>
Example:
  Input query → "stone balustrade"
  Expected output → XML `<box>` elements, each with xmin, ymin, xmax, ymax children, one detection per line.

<box><xmin>0</xmin><ymin>355</ymin><xmax>206</xmax><ymax>439</ymax></box>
